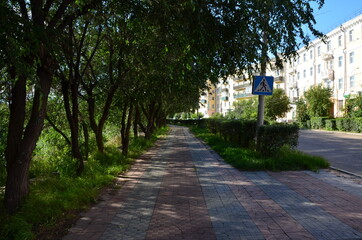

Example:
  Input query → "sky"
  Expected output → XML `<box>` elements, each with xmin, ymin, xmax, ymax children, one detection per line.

<box><xmin>310</xmin><ymin>0</ymin><xmax>362</xmax><ymax>36</ymax></box>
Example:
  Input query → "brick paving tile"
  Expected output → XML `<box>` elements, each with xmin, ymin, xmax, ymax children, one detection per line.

<box><xmin>63</xmin><ymin>138</ymin><xmax>167</xmax><ymax>240</ymax></box>
<box><xmin>245</xmin><ymin>171</ymin><xmax>362</xmax><ymax>240</ymax></box>
<box><xmin>270</xmin><ymin>171</ymin><xmax>362</xmax><ymax>233</ymax></box>
<box><xmin>145</xmin><ymin>128</ymin><xmax>216</xmax><ymax>240</ymax></box>
<box><xmin>64</xmin><ymin>125</ymin><xmax>362</xmax><ymax>240</ymax></box>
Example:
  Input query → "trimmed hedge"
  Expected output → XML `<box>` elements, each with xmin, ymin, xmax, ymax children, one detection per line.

<box><xmin>298</xmin><ymin>117</ymin><xmax>362</xmax><ymax>132</ymax></box>
<box><xmin>325</xmin><ymin>119</ymin><xmax>336</xmax><ymax>130</ymax></box>
<box><xmin>169</xmin><ymin>118</ymin><xmax>300</xmax><ymax>156</ymax></box>
<box><xmin>256</xmin><ymin>124</ymin><xmax>299</xmax><ymax>156</ymax></box>
<box><xmin>310</xmin><ymin>117</ymin><xmax>329</xmax><ymax>129</ymax></box>
<box><xmin>335</xmin><ymin>118</ymin><xmax>362</xmax><ymax>132</ymax></box>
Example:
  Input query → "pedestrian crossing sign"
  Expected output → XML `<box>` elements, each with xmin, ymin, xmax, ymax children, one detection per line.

<box><xmin>252</xmin><ymin>76</ymin><xmax>274</xmax><ymax>95</ymax></box>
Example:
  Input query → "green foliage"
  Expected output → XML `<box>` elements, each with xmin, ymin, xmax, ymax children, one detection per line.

<box><xmin>192</xmin><ymin>127</ymin><xmax>329</xmax><ymax>171</ymax></box>
<box><xmin>310</xmin><ymin>117</ymin><xmax>329</xmax><ymax>129</ymax></box>
<box><xmin>295</xmin><ymin>98</ymin><xmax>310</xmax><ymax>122</ymax></box>
<box><xmin>256</xmin><ymin>124</ymin><xmax>299</xmax><ymax>156</ymax></box>
<box><xmin>304</xmin><ymin>84</ymin><xmax>333</xmax><ymax>117</ymax></box>
<box><xmin>0</xmin><ymin>127</ymin><xmax>168</xmax><ymax>240</ymax></box>
<box><xmin>210</xmin><ymin>112</ymin><xmax>224</xmax><ymax>119</ymax></box>
<box><xmin>345</xmin><ymin>94</ymin><xmax>362</xmax><ymax>118</ymax></box>
<box><xmin>335</xmin><ymin>118</ymin><xmax>362</xmax><ymax>132</ymax></box>
<box><xmin>336</xmin><ymin>118</ymin><xmax>351</xmax><ymax>132</ymax></box>
<box><xmin>227</xmin><ymin>98</ymin><xmax>258</xmax><ymax>120</ymax></box>
<box><xmin>325</xmin><ymin>119</ymin><xmax>336</xmax><ymax>131</ymax></box>
<box><xmin>191</xmin><ymin>112</ymin><xmax>204</xmax><ymax>119</ymax></box>
<box><xmin>265</xmin><ymin>88</ymin><xmax>291</xmax><ymax>121</ymax></box>
<box><xmin>0</xmin><ymin>104</ymin><xmax>8</xmax><ymax>186</ymax></box>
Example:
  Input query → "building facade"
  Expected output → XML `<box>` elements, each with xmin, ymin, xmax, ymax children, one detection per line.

<box><xmin>199</xmin><ymin>14</ymin><xmax>362</xmax><ymax>121</ymax></box>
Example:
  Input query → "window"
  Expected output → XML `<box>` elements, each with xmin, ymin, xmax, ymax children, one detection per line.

<box><xmin>297</xmin><ymin>72</ymin><xmax>300</xmax><ymax>80</ymax></box>
<box><xmin>328</xmin><ymin>60</ymin><xmax>333</xmax><ymax>69</ymax></box>
<box><xmin>349</xmin><ymin>29</ymin><xmax>354</xmax><ymax>41</ymax></box>
<box><xmin>303</xmin><ymin>53</ymin><xmax>306</xmax><ymax>62</ymax></box>
<box><xmin>310</xmin><ymin>67</ymin><xmax>313</xmax><ymax>76</ymax></box>
<box><xmin>318</xmin><ymin>64</ymin><xmax>321</xmax><ymax>74</ymax></box>
<box><xmin>303</xmin><ymin>69</ymin><xmax>306</xmax><ymax>78</ymax></box>
<box><xmin>338</xmin><ymin>56</ymin><xmax>343</xmax><ymax>67</ymax></box>
<box><xmin>317</xmin><ymin>46</ymin><xmax>321</xmax><ymax>56</ymax></box>
<box><xmin>350</xmin><ymin>52</ymin><xmax>354</xmax><ymax>64</ymax></box>
<box><xmin>350</xmin><ymin>76</ymin><xmax>355</xmax><ymax>88</ymax></box>
<box><xmin>338</xmin><ymin>78</ymin><xmax>343</xmax><ymax>90</ymax></box>
<box><xmin>338</xmin><ymin>35</ymin><xmax>342</xmax><ymax>46</ymax></box>
<box><xmin>327</xmin><ymin>80</ymin><xmax>332</xmax><ymax>89</ymax></box>
<box><xmin>310</xmin><ymin>50</ymin><xmax>313</xmax><ymax>59</ymax></box>
<box><xmin>327</xmin><ymin>41</ymin><xmax>331</xmax><ymax>51</ymax></box>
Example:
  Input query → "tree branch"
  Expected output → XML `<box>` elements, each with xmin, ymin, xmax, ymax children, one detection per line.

<box><xmin>45</xmin><ymin>114</ymin><xmax>71</xmax><ymax>146</ymax></box>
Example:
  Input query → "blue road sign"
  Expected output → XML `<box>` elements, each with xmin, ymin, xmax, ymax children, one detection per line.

<box><xmin>252</xmin><ymin>76</ymin><xmax>274</xmax><ymax>95</ymax></box>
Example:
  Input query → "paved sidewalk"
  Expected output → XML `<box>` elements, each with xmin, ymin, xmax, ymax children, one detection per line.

<box><xmin>64</xmin><ymin>126</ymin><xmax>362</xmax><ymax>240</ymax></box>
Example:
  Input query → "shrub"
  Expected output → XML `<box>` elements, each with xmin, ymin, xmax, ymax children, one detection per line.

<box><xmin>325</xmin><ymin>119</ymin><xmax>336</xmax><ymax>131</ymax></box>
<box><xmin>336</xmin><ymin>118</ymin><xmax>352</xmax><ymax>131</ymax></box>
<box><xmin>297</xmin><ymin>121</ymin><xmax>308</xmax><ymax>129</ymax></box>
<box><xmin>257</xmin><ymin>124</ymin><xmax>299</xmax><ymax>156</ymax></box>
<box><xmin>240</xmin><ymin>120</ymin><xmax>257</xmax><ymax>148</ymax></box>
<box><xmin>310</xmin><ymin>117</ymin><xmax>329</xmax><ymax>129</ymax></box>
<box><xmin>350</xmin><ymin>118</ymin><xmax>362</xmax><ymax>132</ymax></box>
<box><xmin>306</xmin><ymin>120</ymin><xmax>311</xmax><ymax>129</ymax></box>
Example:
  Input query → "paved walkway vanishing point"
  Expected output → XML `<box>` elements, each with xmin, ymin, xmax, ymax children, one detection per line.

<box><xmin>63</xmin><ymin>126</ymin><xmax>362</xmax><ymax>240</ymax></box>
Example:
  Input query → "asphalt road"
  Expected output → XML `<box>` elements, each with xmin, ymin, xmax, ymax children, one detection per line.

<box><xmin>298</xmin><ymin>130</ymin><xmax>362</xmax><ymax>176</ymax></box>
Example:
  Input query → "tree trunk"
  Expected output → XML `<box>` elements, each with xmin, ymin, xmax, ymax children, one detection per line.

<box><xmin>61</xmin><ymin>78</ymin><xmax>83</xmax><ymax>176</ymax></box>
<box><xmin>82</xmin><ymin>121</ymin><xmax>89</xmax><ymax>161</ymax></box>
<box><xmin>122</xmin><ymin>100</ymin><xmax>134</xmax><ymax>156</ymax></box>
<box><xmin>4</xmin><ymin>64</ymin><xmax>52</xmax><ymax>214</ymax></box>
<box><xmin>133</xmin><ymin>104</ymin><xmax>140</xmax><ymax>138</ymax></box>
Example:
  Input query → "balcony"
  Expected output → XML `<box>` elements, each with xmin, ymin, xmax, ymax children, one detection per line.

<box><xmin>288</xmin><ymin>68</ymin><xmax>296</xmax><ymax>75</ymax></box>
<box><xmin>233</xmin><ymin>81</ymin><xmax>251</xmax><ymax>90</ymax></box>
<box><xmin>200</xmin><ymin>99</ymin><xmax>207</xmax><ymax>104</ymax></box>
<box><xmin>321</xmin><ymin>69</ymin><xmax>335</xmax><ymax>80</ymax></box>
<box><xmin>322</xmin><ymin>53</ymin><xmax>333</xmax><ymax>60</ymax></box>
<box><xmin>274</xmin><ymin>76</ymin><xmax>284</xmax><ymax>83</ymax></box>
<box><xmin>221</xmin><ymin>96</ymin><xmax>229</xmax><ymax>101</ymax></box>
<box><xmin>234</xmin><ymin>92</ymin><xmax>253</xmax><ymax>99</ymax></box>
<box><xmin>289</xmin><ymin>82</ymin><xmax>298</xmax><ymax>89</ymax></box>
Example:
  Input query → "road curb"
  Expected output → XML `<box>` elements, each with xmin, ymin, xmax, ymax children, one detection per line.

<box><xmin>330</xmin><ymin>167</ymin><xmax>362</xmax><ymax>179</ymax></box>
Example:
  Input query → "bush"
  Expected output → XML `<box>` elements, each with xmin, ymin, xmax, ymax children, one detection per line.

<box><xmin>310</xmin><ymin>117</ymin><xmax>329</xmax><ymax>129</ymax></box>
<box><xmin>256</xmin><ymin>124</ymin><xmax>299</xmax><ymax>156</ymax></box>
<box><xmin>240</xmin><ymin>120</ymin><xmax>257</xmax><ymax>148</ymax></box>
<box><xmin>306</xmin><ymin>120</ymin><xmax>311</xmax><ymax>129</ymax></box>
<box><xmin>350</xmin><ymin>118</ymin><xmax>362</xmax><ymax>132</ymax></box>
<box><xmin>336</xmin><ymin>118</ymin><xmax>352</xmax><ymax>132</ymax></box>
<box><xmin>325</xmin><ymin>119</ymin><xmax>336</xmax><ymax>131</ymax></box>
<box><xmin>297</xmin><ymin>121</ymin><xmax>308</xmax><ymax>129</ymax></box>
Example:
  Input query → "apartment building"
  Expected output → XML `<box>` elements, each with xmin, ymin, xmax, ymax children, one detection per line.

<box><xmin>200</xmin><ymin>13</ymin><xmax>362</xmax><ymax>121</ymax></box>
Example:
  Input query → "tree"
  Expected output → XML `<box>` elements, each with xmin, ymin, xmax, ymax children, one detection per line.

<box><xmin>227</xmin><ymin>98</ymin><xmax>258</xmax><ymax>120</ymax></box>
<box><xmin>345</xmin><ymin>94</ymin><xmax>362</xmax><ymax>118</ymax></box>
<box><xmin>1</xmin><ymin>0</ymin><xmax>100</xmax><ymax>214</ymax></box>
<box><xmin>304</xmin><ymin>84</ymin><xmax>333</xmax><ymax>117</ymax></box>
<box><xmin>265</xmin><ymin>88</ymin><xmax>291</xmax><ymax>121</ymax></box>
<box><xmin>295</xmin><ymin>98</ymin><xmax>310</xmax><ymax>122</ymax></box>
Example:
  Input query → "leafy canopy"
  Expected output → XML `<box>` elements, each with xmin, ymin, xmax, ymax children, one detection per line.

<box><xmin>304</xmin><ymin>84</ymin><xmax>332</xmax><ymax>117</ymax></box>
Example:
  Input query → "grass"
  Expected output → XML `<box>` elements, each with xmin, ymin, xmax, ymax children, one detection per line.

<box><xmin>191</xmin><ymin>127</ymin><xmax>329</xmax><ymax>171</ymax></box>
<box><xmin>0</xmin><ymin>126</ymin><xmax>169</xmax><ymax>240</ymax></box>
